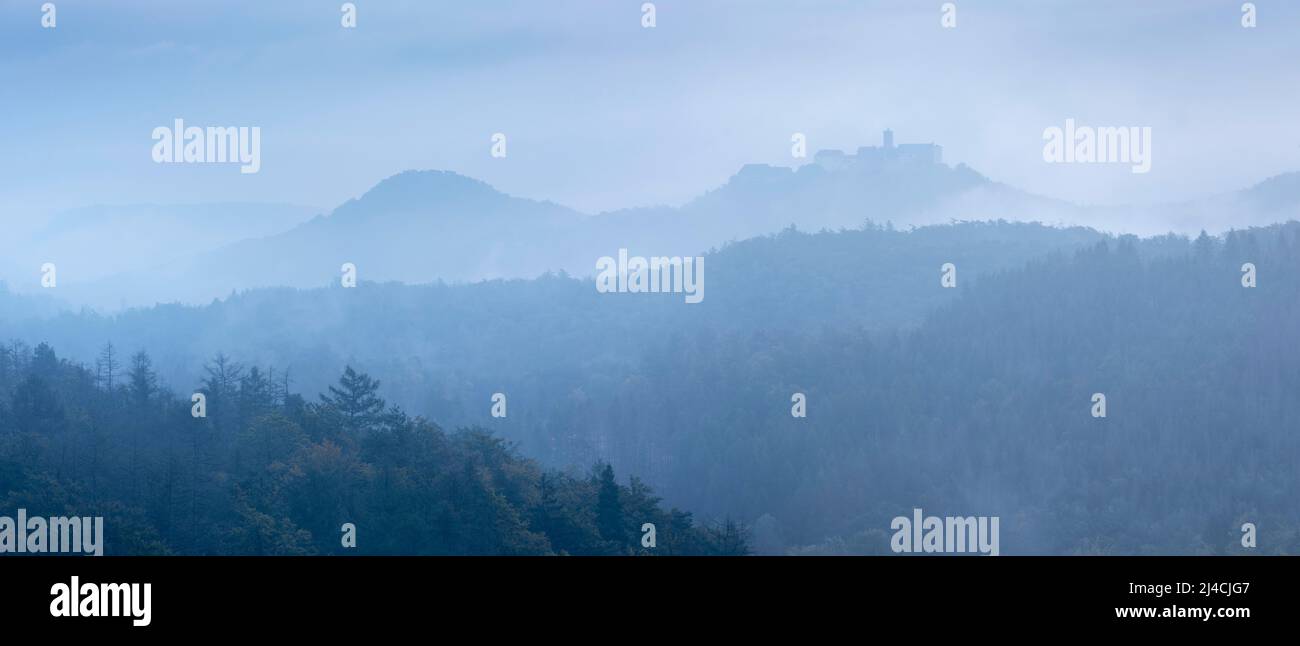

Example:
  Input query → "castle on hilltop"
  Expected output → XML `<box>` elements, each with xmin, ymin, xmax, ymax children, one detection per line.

<box><xmin>813</xmin><ymin>129</ymin><xmax>943</xmax><ymax>171</ymax></box>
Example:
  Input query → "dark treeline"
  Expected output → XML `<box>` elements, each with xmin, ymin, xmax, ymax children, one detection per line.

<box><xmin>0</xmin><ymin>347</ymin><xmax>747</xmax><ymax>555</ymax></box>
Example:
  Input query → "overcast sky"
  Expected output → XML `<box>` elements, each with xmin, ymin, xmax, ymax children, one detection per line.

<box><xmin>2</xmin><ymin>0</ymin><xmax>1298</xmax><ymax>218</ymax></box>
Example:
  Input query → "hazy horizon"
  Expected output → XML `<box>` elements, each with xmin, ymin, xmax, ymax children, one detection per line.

<box><xmin>3</xmin><ymin>0</ymin><xmax>1300</xmax><ymax>222</ymax></box>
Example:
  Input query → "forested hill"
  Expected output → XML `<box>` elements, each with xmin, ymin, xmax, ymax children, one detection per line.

<box><xmin>3</xmin><ymin>220</ymin><xmax>1300</xmax><ymax>554</ymax></box>
<box><xmin>0</xmin><ymin>220</ymin><xmax>1107</xmax><ymax>406</ymax></box>
<box><xmin>690</xmin><ymin>222</ymin><xmax>1300</xmax><ymax>554</ymax></box>
<box><xmin>0</xmin><ymin>348</ymin><xmax>748</xmax><ymax>555</ymax></box>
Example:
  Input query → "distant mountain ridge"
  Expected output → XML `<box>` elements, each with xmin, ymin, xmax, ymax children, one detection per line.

<box><xmin>112</xmin><ymin>135</ymin><xmax>1007</xmax><ymax>306</ymax></box>
<box><xmin>1231</xmin><ymin>171</ymin><xmax>1300</xmax><ymax>214</ymax></box>
<box><xmin>325</xmin><ymin>170</ymin><xmax>581</xmax><ymax>227</ymax></box>
<box><xmin>6</xmin><ymin>134</ymin><xmax>1300</xmax><ymax>309</ymax></box>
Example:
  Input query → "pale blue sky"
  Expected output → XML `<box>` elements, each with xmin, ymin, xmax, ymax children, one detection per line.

<box><xmin>2</xmin><ymin>0</ymin><xmax>1298</xmax><ymax>218</ymax></box>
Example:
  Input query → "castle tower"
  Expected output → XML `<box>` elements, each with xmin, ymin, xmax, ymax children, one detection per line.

<box><xmin>883</xmin><ymin>128</ymin><xmax>894</xmax><ymax>149</ymax></box>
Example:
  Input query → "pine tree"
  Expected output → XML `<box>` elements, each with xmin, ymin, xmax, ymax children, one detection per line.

<box><xmin>595</xmin><ymin>463</ymin><xmax>626</xmax><ymax>549</ymax></box>
<box><xmin>128</xmin><ymin>350</ymin><xmax>157</xmax><ymax>410</ymax></box>
<box><xmin>30</xmin><ymin>342</ymin><xmax>58</xmax><ymax>382</ymax></box>
<box><xmin>96</xmin><ymin>342</ymin><xmax>120</xmax><ymax>392</ymax></box>
<box><xmin>319</xmin><ymin>366</ymin><xmax>386</xmax><ymax>433</ymax></box>
<box><xmin>202</xmin><ymin>353</ymin><xmax>245</xmax><ymax>434</ymax></box>
<box><xmin>1194</xmin><ymin>229</ymin><xmax>1215</xmax><ymax>263</ymax></box>
<box><xmin>239</xmin><ymin>366</ymin><xmax>274</xmax><ymax>426</ymax></box>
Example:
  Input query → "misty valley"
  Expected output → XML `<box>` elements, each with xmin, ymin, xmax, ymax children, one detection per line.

<box><xmin>2</xmin><ymin>4</ymin><xmax>1299</xmax><ymax>562</ymax></box>
<box><xmin>3</xmin><ymin>213</ymin><xmax>1298</xmax><ymax>556</ymax></box>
